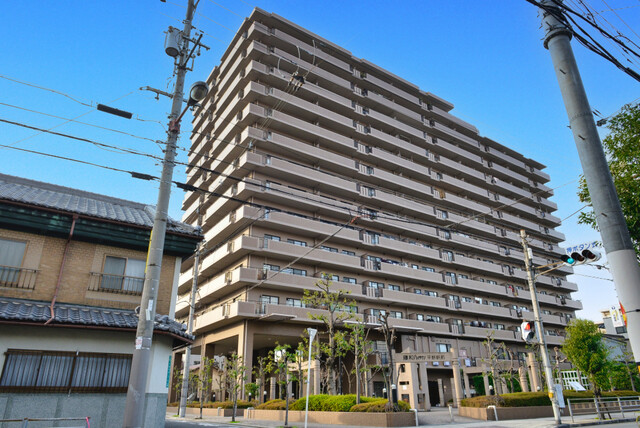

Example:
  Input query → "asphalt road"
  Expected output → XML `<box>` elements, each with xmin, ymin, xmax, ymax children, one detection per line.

<box><xmin>165</xmin><ymin>420</ymin><xmax>234</xmax><ymax>428</ymax></box>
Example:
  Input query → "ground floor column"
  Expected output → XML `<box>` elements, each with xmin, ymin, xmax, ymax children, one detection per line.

<box><xmin>437</xmin><ymin>378</ymin><xmax>445</xmax><ymax>406</ymax></box>
<box><xmin>463</xmin><ymin>371</ymin><xmax>472</xmax><ymax>398</ymax></box>
<box><xmin>527</xmin><ymin>352</ymin><xmax>540</xmax><ymax>391</ymax></box>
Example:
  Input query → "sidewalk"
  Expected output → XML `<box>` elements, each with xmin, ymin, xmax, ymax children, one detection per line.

<box><xmin>166</xmin><ymin>407</ymin><xmax>639</xmax><ymax>428</ymax></box>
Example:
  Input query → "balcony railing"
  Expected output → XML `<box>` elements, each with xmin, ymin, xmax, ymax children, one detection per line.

<box><xmin>88</xmin><ymin>272</ymin><xmax>144</xmax><ymax>295</ymax></box>
<box><xmin>0</xmin><ymin>266</ymin><xmax>38</xmax><ymax>290</ymax></box>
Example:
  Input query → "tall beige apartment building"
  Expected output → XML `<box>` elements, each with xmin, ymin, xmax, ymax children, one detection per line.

<box><xmin>177</xmin><ymin>8</ymin><xmax>579</xmax><ymax>408</ymax></box>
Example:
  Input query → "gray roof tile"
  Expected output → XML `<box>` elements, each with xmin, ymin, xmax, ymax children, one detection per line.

<box><xmin>0</xmin><ymin>173</ymin><xmax>199</xmax><ymax>236</ymax></box>
<box><xmin>0</xmin><ymin>298</ymin><xmax>193</xmax><ymax>341</ymax></box>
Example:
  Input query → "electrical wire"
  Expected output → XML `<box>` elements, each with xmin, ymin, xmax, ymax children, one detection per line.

<box><xmin>206</xmin><ymin>0</ymin><xmax>244</xmax><ymax>18</ymax></box>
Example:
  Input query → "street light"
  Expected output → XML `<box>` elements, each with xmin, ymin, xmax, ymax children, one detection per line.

<box><xmin>173</xmin><ymin>81</ymin><xmax>209</xmax><ymax>128</ymax></box>
<box><xmin>305</xmin><ymin>328</ymin><xmax>317</xmax><ymax>428</ymax></box>
<box><xmin>263</xmin><ymin>390</ymin><xmax>267</xmax><ymax>403</ymax></box>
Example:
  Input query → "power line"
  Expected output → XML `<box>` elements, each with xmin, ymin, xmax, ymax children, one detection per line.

<box><xmin>0</xmin><ymin>102</ymin><xmax>159</xmax><ymax>144</ymax></box>
<box><xmin>206</xmin><ymin>0</ymin><xmax>244</xmax><ymax>18</ymax></box>
<box><xmin>0</xmin><ymin>74</ymin><xmax>93</xmax><ymax>107</ymax></box>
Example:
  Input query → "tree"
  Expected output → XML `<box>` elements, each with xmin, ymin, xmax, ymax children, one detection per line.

<box><xmin>270</xmin><ymin>344</ymin><xmax>298</xmax><ymax>427</ymax></box>
<box><xmin>481</xmin><ymin>333</ymin><xmax>519</xmax><ymax>395</ymax></box>
<box><xmin>344</xmin><ymin>321</ymin><xmax>375</xmax><ymax>404</ymax></box>
<box><xmin>252</xmin><ymin>355</ymin><xmax>270</xmax><ymax>403</ymax></box>
<box><xmin>562</xmin><ymin>319</ymin><xmax>610</xmax><ymax>418</ymax></box>
<box><xmin>224</xmin><ymin>353</ymin><xmax>247</xmax><ymax>423</ymax></box>
<box><xmin>577</xmin><ymin>102</ymin><xmax>640</xmax><ymax>258</ymax></box>
<box><xmin>197</xmin><ymin>356</ymin><xmax>216</xmax><ymax>419</ymax></box>
<box><xmin>303</xmin><ymin>275</ymin><xmax>355</xmax><ymax>394</ymax></box>
<box><xmin>379</xmin><ymin>312</ymin><xmax>398</xmax><ymax>411</ymax></box>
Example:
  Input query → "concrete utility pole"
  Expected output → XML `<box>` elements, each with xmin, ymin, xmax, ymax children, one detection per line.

<box><xmin>520</xmin><ymin>230</ymin><xmax>562</xmax><ymax>425</ymax></box>
<box><xmin>179</xmin><ymin>194</ymin><xmax>204</xmax><ymax>417</ymax></box>
<box><xmin>540</xmin><ymin>0</ymin><xmax>640</xmax><ymax>373</ymax></box>
<box><xmin>123</xmin><ymin>1</ymin><xmax>200</xmax><ymax>426</ymax></box>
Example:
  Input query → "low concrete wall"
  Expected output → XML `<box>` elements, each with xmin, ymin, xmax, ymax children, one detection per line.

<box><xmin>166</xmin><ymin>407</ymin><xmax>244</xmax><ymax>417</ymax></box>
<box><xmin>0</xmin><ymin>393</ymin><xmax>167</xmax><ymax>428</ymax></box>
<box><xmin>459</xmin><ymin>405</ymin><xmax>569</xmax><ymax>421</ymax></box>
<box><xmin>245</xmin><ymin>409</ymin><xmax>415</xmax><ymax>427</ymax></box>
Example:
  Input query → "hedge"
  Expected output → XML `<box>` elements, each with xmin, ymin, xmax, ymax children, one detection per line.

<box><xmin>257</xmin><ymin>395</ymin><xmax>410</xmax><ymax>412</ymax></box>
<box><xmin>461</xmin><ymin>390</ymin><xmax>639</xmax><ymax>408</ymax></box>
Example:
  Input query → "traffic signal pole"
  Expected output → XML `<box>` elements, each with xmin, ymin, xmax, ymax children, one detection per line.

<box><xmin>539</xmin><ymin>0</ymin><xmax>640</xmax><ymax>373</ymax></box>
<box><xmin>521</xmin><ymin>230</ymin><xmax>562</xmax><ymax>425</ymax></box>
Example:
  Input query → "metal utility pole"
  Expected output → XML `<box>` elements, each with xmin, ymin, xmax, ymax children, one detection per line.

<box><xmin>179</xmin><ymin>194</ymin><xmax>204</xmax><ymax>417</ymax></box>
<box><xmin>520</xmin><ymin>230</ymin><xmax>562</xmax><ymax>425</ymax></box>
<box><xmin>540</xmin><ymin>0</ymin><xmax>640</xmax><ymax>373</ymax></box>
<box><xmin>123</xmin><ymin>1</ymin><xmax>200</xmax><ymax>426</ymax></box>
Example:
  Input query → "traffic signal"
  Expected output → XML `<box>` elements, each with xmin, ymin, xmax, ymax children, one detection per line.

<box><xmin>521</xmin><ymin>321</ymin><xmax>536</xmax><ymax>343</ymax></box>
<box><xmin>581</xmin><ymin>249</ymin><xmax>601</xmax><ymax>263</ymax></box>
<box><xmin>561</xmin><ymin>249</ymin><xmax>601</xmax><ymax>266</ymax></box>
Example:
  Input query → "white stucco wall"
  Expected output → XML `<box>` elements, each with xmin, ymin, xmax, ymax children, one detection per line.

<box><xmin>0</xmin><ymin>324</ymin><xmax>173</xmax><ymax>395</ymax></box>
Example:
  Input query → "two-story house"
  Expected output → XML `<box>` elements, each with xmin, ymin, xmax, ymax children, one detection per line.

<box><xmin>0</xmin><ymin>173</ymin><xmax>201</xmax><ymax>427</ymax></box>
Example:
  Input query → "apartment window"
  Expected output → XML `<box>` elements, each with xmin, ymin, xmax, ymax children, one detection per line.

<box><xmin>388</xmin><ymin>284</ymin><xmax>400</xmax><ymax>291</ymax></box>
<box><xmin>282</xmin><ymin>268</ymin><xmax>307</xmax><ymax>276</ymax></box>
<box><xmin>543</xmin><ymin>310</ymin><xmax>551</xmax><ymax>315</ymax></box>
<box><xmin>444</xmin><ymin>272</ymin><xmax>457</xmax><ymax>285</ymax></box>
<box><xmin>435</xmin><ymin>172</ymin><xmax>443</xmax><ymax>181</ymax></box>
<box><xmin>435</xmin><ymin>343</ymin><xmax>450</xmax><ymax>353</ymax></box>
<box><xmin>322</xmin><ymin>273</ymin><xmax>339</xmax><ymax>282</ymax></box>
<box><xmin>0</xmin><ymin>349</ymin><xmax>131</xmax><ymax>393</ymax></box>
<box><xmin>343</xmin><ymin>277</ymin><xmax>357</xmax><ymax>284</ymax></box>
<box><xmin>321</xmin><ymin>246</ymin><xmax>338</xmax><ymax>253</ymax></box>
<box><xmin>342</xmin><ymin>250</ymin><xmax>356</xmax><ymax>256</ymax></box>
<box><xmin>390</xmin><ymin>311</ymin><xmax>403</xmax><ymax>319</ymax></box>
<box><xmin>0</xmin><ymin>238</ymin><xmax>26</xmax><ymax>285</ymax></box>
<box><xmin>286</xmin><ymin>298</ymin><xmax>305</xmax><ymax>308</ymax></box>
<box><xmin>368</xmin><ymin>281</ymin><xmax>384</xmax><ymax>289</ymax></box>
<box><xmin>424</xmin><ymin>290</ymin><xmax>438</xmax><ymax>297</ymax></box>
<box><xmin>422</xmin><ymin>266</ymin><xmax>435</xmax><ymax>272</ymax></box>
<box><xmin>263</xmin><ymin>263</ymin><xmax>280</xmax><ymax>272</ymax></box>
<box><xmin>426</xmin><ymin>315</ymin><xmax>441</xmax><ymax>323</ymax></box>
<box><xmin>264</xmin><ymin>234</ymin><xmax>280</xmax><ymax>243</ymax></box>
<box><xmin>490</xmin><ymin>301</ymin><xmax>501</xmax><ymax>307</ymax></box>
<box><xmin>416</xmin><ymin>314</ymin><xmax>425</xmax><ymax>321</ymax></box>
<box><xmin>441</xmin><ymin>229</ymin><xmax>451</xmax><ymax>240</ymax></box>
<box><xmin>260</xmin><ymin>295</ymin><xmax>279</xmax><ymax>305</ymax></box>
<box><xmin>365</xmin><ymin>166</ymin><xmax>374</xmax><ymax>175</ymax></box>
<box><xmin>436</xmin><ymin>209</ymin><xmax>448</xmax><ymax>219</ymax></box>
<box><xmin>442</xmin><ymin>250</ymin><xmax>454</xmax><ymax>261</ymax></box>
<box><xmin>411</xmin><ymin>264</ymin><xmax>419</xmax><ymax>269</ymax></box>
<box><xmin>287</xmin><ymin>239</ymin><xmax>307</xmax><ymax>247</ymax></box>
<box><xmin>495</xmin><ymin>324</ymin><xmax>505</xmax><ymax>330</ymax></box>
<box><xmin>487</xmin><ymin>280</ymin><xmax>498</xmax><ymax>285</ymax></box>
<box><xmin>459</xmin><ymin>274</ymin><xmax>469</xmax><ymax>279</ymax></box>
<box><xmin>414</xmin><ymin>289</ymin><xmax>422</xmax><ymax>294</ymax></box>
<box><xmin>462</xmin><ymin>297</ymin><xmax>473</xmax><ymax>303</ymax></box>
<box><xmin>100</xmin><ymin>256</ymin><xmax>145</xmax><ymax>294</ymax></box>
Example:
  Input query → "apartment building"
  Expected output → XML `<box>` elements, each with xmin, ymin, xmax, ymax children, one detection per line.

<box><xmin>0</xmin><ymin>173</ymin><xmax>200</xmax><ymax>426</ymax></box>
<box><xmin>177</xmin><ymin>9</ymin><xmax>579</xmax><ymax>408</ymax></box>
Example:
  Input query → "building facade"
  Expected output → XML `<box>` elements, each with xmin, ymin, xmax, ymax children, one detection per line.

<box><xmin>177</xmin><ymin>9</ymin><xmax>580</xmax><ymax>408</ymax></box>
<box><xmin>0</xmin><ymin>174</ymin><xmax>200</xmax><ymax>427</ymax></box>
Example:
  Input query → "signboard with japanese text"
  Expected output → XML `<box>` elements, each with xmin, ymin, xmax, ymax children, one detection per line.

<box><xmin>399</xmin><ymin>352</ymin><xmax>450</xmax><ymax>362</ymax></box>
<box><xmin>564</xmin><ymin>241</ymin><xmax>600</xmax><ymax>255</ymax></box>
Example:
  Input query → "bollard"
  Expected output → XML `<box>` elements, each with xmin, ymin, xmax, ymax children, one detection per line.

<box><xmin>411</xmin><ymin>409</ymin><xmax>418</xmax><ymax>427</ymax></box>
<box><xmin>448</xmin><ymin>404</ymin><xmax>454</xmax><ymax>422</ymax></box>
<box><xmin>487</xmin><ymin>405</ymin><xmax>498</xmax><ymax>421</ymax></box>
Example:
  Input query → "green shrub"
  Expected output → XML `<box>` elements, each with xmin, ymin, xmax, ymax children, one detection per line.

<box><xmin>256</xmin><ymin>399</ymin><xmax>286</xmax><ymax>410</ymax></box>
<box><xmin>289</xmin><ymin>394</ymin><xmax>330</xmax><ymax>411</ymax></box>
<box><xmin>350</xmin><ymin>399</ymin><xmax>410</xmax><ymax>412</ymax></box>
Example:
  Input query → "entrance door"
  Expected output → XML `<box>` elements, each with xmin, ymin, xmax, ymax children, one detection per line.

<box><xmin>428</xmin><ymin>381</ymin><xmax>440</xmax><ymax>407</ymax></box>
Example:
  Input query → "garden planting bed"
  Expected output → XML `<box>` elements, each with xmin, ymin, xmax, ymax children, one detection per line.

<box><xmin>166</xmin><ymin>407</ymin><xmax>244</xmax><ymax>417</ymax></box>
<box><xmin>245</xmin><ymin>408</ymin><xmax>415</xmax><ymax>427</ymax></box>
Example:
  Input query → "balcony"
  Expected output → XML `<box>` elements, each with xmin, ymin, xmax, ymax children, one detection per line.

<box><xmin>0</xmin><ymin>266</ymin><xmax>38</xmax><ymax>290</ymax></box>
<box><xmin>87</xmin><ymin>272</ymin><xmax>143</xmax><ymax>295</ymax></box>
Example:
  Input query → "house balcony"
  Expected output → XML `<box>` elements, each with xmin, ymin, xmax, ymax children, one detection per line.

<box><xmin>0</xmin><ymin>266</ymin><xmax>38</xmax><ymax>291</ymax></box>
<box><xmin>87</xmin><ymin>272</ymin><xmax>143</xmax><ymax>296</ymax></box>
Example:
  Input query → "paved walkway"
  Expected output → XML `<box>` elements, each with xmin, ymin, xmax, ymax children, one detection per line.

<box><xmin>166</xmin><ymin>407</ymin><xmax>640</xmax><ymax>427</ymax></box>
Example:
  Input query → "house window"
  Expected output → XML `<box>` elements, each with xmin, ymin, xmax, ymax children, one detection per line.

<box><xmin>0</xmin><ymin>238</ymin><xmax>26</xmax><ymax>285</ymax></box>
<box><xmin>100</xmin><ymin>256</ymin><xmax>145</xmax><ymax>294</ymax></box>
<box><xmin>0</xmin><ymin>349</ymin><xmax>131</xmax><ymax>393</ymax></box>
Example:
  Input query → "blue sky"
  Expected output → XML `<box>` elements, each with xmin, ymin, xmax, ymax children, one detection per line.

<box><xmin>1</xmin><ymin>0</ymin><xmax>638</xmax><ymax>321</ymax></box>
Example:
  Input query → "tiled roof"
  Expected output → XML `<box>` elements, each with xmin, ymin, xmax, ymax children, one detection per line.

<box><xmin>0</xmin><ymin>173</ymin><xmax>199</xmax><ymax>236</ymax></box>
<box><xmin>0</xmin><ymin>298</ymin><xmax>193</xmax><ymax>341</ymax></box>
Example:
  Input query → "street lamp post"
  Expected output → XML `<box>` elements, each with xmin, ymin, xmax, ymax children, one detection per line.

<box><xmin>305</xmin><ymin>328</ymin><xmax>317</xmax><ymax>428</ymax></box>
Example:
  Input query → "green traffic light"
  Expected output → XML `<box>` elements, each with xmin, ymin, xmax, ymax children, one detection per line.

<box><xmin>566</xmin><ymin>257</ymin><xmax>574</xmax><ymax>264</ymax></box>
